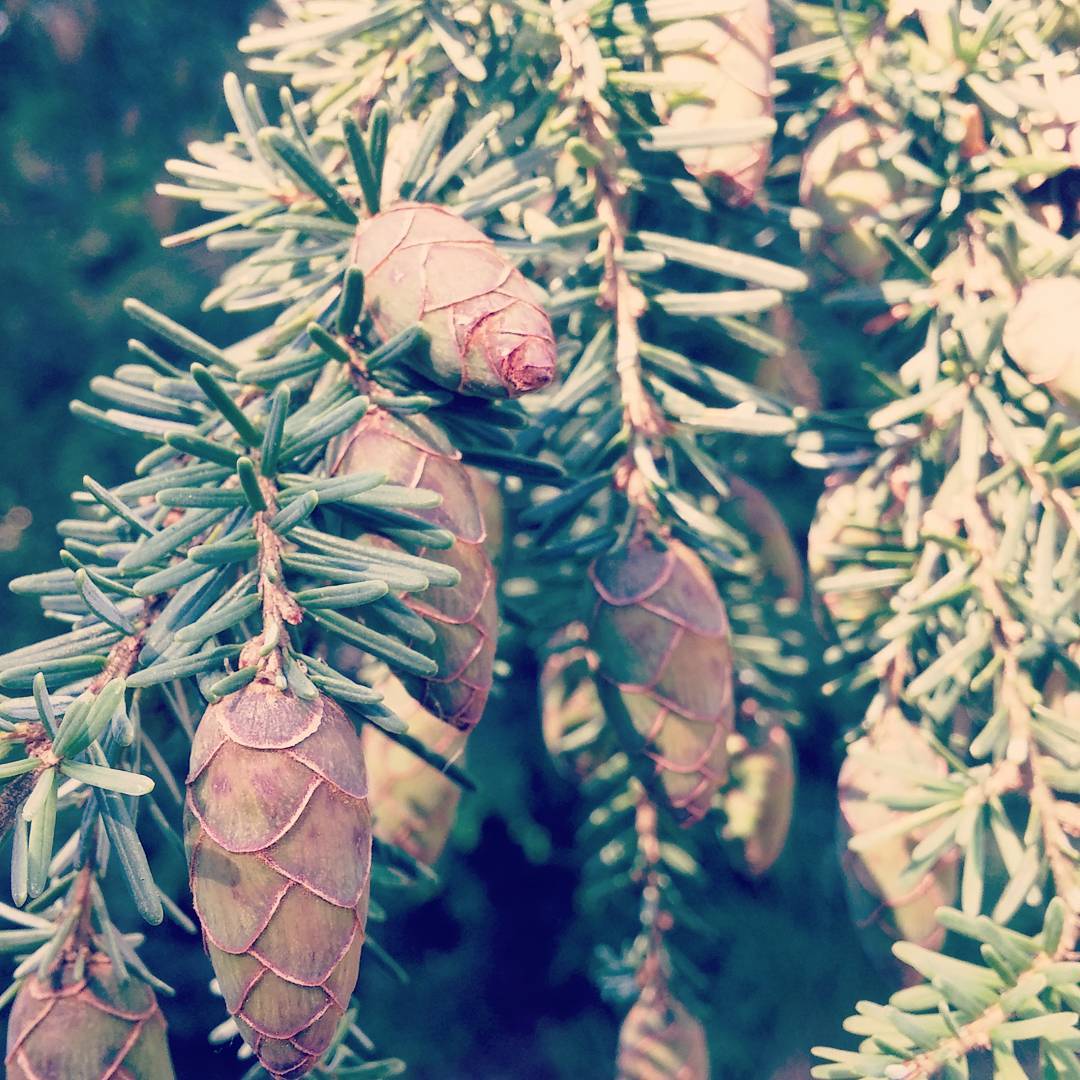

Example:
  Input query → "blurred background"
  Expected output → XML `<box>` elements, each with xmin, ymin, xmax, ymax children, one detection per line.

<box><xmin>0</xmin><ymin>3</ymin><xmax>890</xmax><ymax>1076</ymax></box>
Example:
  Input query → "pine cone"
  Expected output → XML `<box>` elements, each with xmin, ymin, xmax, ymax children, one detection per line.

<box><xmin>799</xmin><ymin>112</ymin><xmax>911</xmax><ymax>281</ymax></box>
<box><xmin>838</xmin><ymin>712</ymin><xmax>958</xmax><ymax>983</ymax></box>
<box><xmin>539</xmin><ymin>625</ymin><xmax>612</xmax><ymax>781</ymax></box>
<box><xmin>808</xmin><ymin>474</ymin><xmax>902</xmax><ymax>630</ymax></box>
<box><xmin>722</xmin><ymin>725</ymin><xmax>795</xmax><ymax>877</ymax></box>
<box><xmin>617</xmin><ymin>986</ymin><xmax>710</xmax><ymax>1080</ymax></box>
<box><xmin>652</xmin><ymin>0</ymin><xmax>774</xmax><ymax>205</ymax></box>
<box><xmin>6</xmin><ymin>954</ymin><xmax>174</xmax><ymax>1080</ymax></box>
<box><xmin>364</xmin><ymin>672</ymin><xmax>465</xmax><ymax>867</ymax></box>
<box><xmin>589</xmin><ymin>528</ymin><xmax>734</xmax><ymax>823</ymax></box>
<box><xmin>185</xmin><ymin>683</ymin><xmax>371</xmax><ymax>1078</ymax></box>
<box><xmin>349</xmin><ymin>202</ymin><xmax>556</xmax><ymax>397</ymax></box>
<box><xmin>727</xmin><ymin>476</ymin><xmax>804</xmax><ymax>602</ymax></box>
<box><xmin>333</xmin><ymin>409</ymin><xmax>497</xmax><ymax>731</ymax></box>
<box><xmin>1003</xmin><ymin>277</ymin><xmax>1080</xmax><ymax>412</ymax></box>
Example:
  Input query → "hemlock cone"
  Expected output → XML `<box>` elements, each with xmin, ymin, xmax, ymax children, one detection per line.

<box><xmin>588</xmin><ymin>526</ymin><xmax>734</xmax><ymax>824</ymax></box>
<box><xmin>363</xmin><ymin>672</ymin><xmax>465</xmax><ymax>867</ymax></box>
<box><xmin>652</xmin><ymin>0</ymin><xmax>774</xmax><ymax>205</ymax></box>
<box><xmin>349</xmin><ymin>203</ymin><xmax>557</xmax><ymax>398</ymax></box>
<box><xmin>799</xmin><ymin>112</ymin><xmax>912</xmax><ymax>281</ymax></box>
<box><xmin>807</xmin><ymin>474</ymin><xmax>902</xmax><ymax>631</ymax></box>
<box><xmin>616</xmin><ymin>987</ymin><xmax>710</xmax><ymax>1080</ymax></box>
<box><xmin>540</xmin><ymin>627</ymin><xmax>612</xmax><ymax>782</ymax></box>
<box><xmin>185</xmin><ymin>683</ymin><xmax>372</xmax><ymax>1078</ymax></box>
<box><xmin>721</xmin><ymin>725</ymin><xmax>795</xmax><ymax>877</ymax></box>
<box><xmin>838</xmin><ymin>712</ymin><xmax>958</xmax><ymax>984</ymax></box>
<box><xmin>1002</xmin><ymin>277</ymin><xmax>1080</xmax><ymax>411</ymax></box>
<box><xmin>333</xmin><ymin>409</ymin><xmax>497</xmax><ymax>731</ymax></box>
<box><xmin>5</xmin><ymin>954</ymin><xmax>174</xmax><ymax>1080</ymax></box>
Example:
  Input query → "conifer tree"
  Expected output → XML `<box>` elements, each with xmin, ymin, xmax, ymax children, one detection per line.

<box><xmin>1</xmin><ymin>1</ymin><xmax>1078</xmax><ymax>1077</ymax></box>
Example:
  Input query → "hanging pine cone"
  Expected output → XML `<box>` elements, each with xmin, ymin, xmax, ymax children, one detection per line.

<box><xmin>589</xmin><ymin>527</ymin><xmax>734</xmax><ymax>824</ymax></box>
<box><xmin>808</xmin><ymin>474</ymin><xmax>903</xmax><ymax>631</ymax></box>
<box><xmin>332</xmin><ymin>408</ymin><xmax>497</xmax><ymax>731</ymax></box>
<box><xmin>363</xmin><ymin>672</ymin><xmax>465</xmax><ymax>867</ymax></box>
<box><xmin>6</xmin><ymin>953</ymin><xmax>174</xmax><ymax>1080</ymax></box>
<box><xmin>185</xmin><ymin>682</ymin><xmax>371</xmax><ymax>1078</ymax></box>
<box><xmin>349</xmin><ymin>202</ymin><xmax>556</xmax><ymax>397</ymax></box>
<box><xmin>838</xmin><ymin>710</ymin><xmax>958</xmax><ymax>983</ymax></box>
<box><xmin>617</xmin><ymin>985</ymin><xmax>710</xmax><ymax>1080</ymax></box>
<box><xmin>799</xmin><ymin>112</ymin><xmax>913</xmax><ymax>281</ymax></box>
<box><xmin>539</xmin><ymin>625</ymin><xmax>613</xmax><ymax>781</ymax></box>
<box><xmin>1003</xmin><ymin>277</ymin><xmax>1080</xmax><ymax>412</ymax></box>
<box><xmin>722</xmin><ymin>725</ymin><xmax>795</xmax><ymax>877</ymax></box>
<box><xmin>652</xmin><ymin>0</ymin><xmax>774</xmax><ymax>205</ymax></box>
<box><xmin>727</xmin><ymin>475</ymin><xmax>804</xmax><ymax>602</ymax></box>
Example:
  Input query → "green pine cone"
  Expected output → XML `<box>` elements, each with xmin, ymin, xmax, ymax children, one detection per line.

<box><xmin>652</xmin><ymin>0</ymin><xmax>774</xmax><ymax>206</ymax></box>
<box><xmin>333</xmin><ymin>409</ymin><xmax>498</xmax><ymax>731</ymax></box>
<box><xmin>722</xmin><ymin>725</ymin><xmax>795</xmax><ymax>877</ymax></box>
<box><xmin>589</xmin><ymin>527</ymin><xmax>734</xmax><ymax>824</ymax></box>
<box><xmin>617</xmin><ymin>986</ymin><xmax>710</xmax><ymax>1080</ymax></box>
<box><xmin>349</xmin><ymin>202</ymin><xmax>556</xmax><ymax>398</ymax></box>
<box><xmin>185</xmin><ymin>682</ymin><xmax>372</xmax><ymax>1078</ymax></box>
<box><xmin>1003</xmin><ymin>277</ymin><xmax>1080</xmax><ymax>412</ymax></box>
<box><xmin>6</xmin><ymin>953</ymin><xmax>175</xmax><ymax>1080</ymax></box>
<box><xmin>838</xmin><ymin>711</ymin><xmax>958</xmax><ymax>983</ymax></box>
<box><xmin>799</xmin><ymin>111</ymin><xmax>911</xmax><ymax>281</ymax></box>
<box><xmin>364</xmin><ymin>672</ymin><xmax>465</xmax><ymax>868</ymax></box>
<box><xmin>539</xmin><ymin>626</ymin><xmax>613</xmax><ymax>782</ymax></box>
<box><xmin>808</xmin><ymin>474</ymin><xmax>902</xmax><ymax>631</ymax></box>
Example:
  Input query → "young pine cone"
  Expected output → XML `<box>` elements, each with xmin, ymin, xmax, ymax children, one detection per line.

<box><xmin>349</xmin><ymin>202</ymin><xmax>556</xmax><ymax>397</ymax></box>
<box><xmin>185</xmin><ymin>683</ymin><xmax>372</xmax><ymax>1078</ymax></box>
<box><xmin>539</xmin><ymin>626</ymin><xmax>613</xmax><ymax>782</ymax></box>
<box><xmin>652</xmin><ymin>0</ymin><xmax>774</xmax><ymax>205</ymax></box>
<box><xmin>808</xmin><ymin>474</ymin><xmax>902</xmax><ymax>631</ymax></box>
<box><xmin>363</xmin><ymin>672</ymin><xmax>465</xmax><ymax>867</ymax></box>
<box><xmin>838</xmin><ymin>712</ymin><xmax>958</xmax><ymax>984</ymax></box>
<box><xmin>6</xmin><ymin>953</ymin><xmax>174</xmax><ymax>1080</ymax></box>
<box><xmin>799</xmin><ymin>112</ymin><xmax>912</xmax><ymax>281</ymax></box>
<box><xmin>589</xmin><ymin>529</ymin><xmax>734</xmax><ymax>823</ymax></box>
<box><xmin>722</xmin><ymin>725</ymin><xmax>795</xmax><ymax>877</ymax></box>
<box><xmin>617</xmin><ymin>987</ymin><xmax>710</xmax><ymax>1080</ymax></box>
<box><xmin>332</xmin><ymin>409</ymin><xmax>498</xmax><ymax>731</ymax></box>
<box><xmin>1003</xmin><ymin>277</ymin><xmax>1080</xmax><ymax>412</ymax></box>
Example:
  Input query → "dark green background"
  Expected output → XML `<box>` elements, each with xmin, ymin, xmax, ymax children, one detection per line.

<box><xmin>0</xmin><ymin>3</ymin><xmax>887</xmax><ymax>1076</ymax></box>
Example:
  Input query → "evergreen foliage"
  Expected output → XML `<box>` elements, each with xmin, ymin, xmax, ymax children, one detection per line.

<box><xmin>1</xmin><ymin>0</ymin><xmax>1079</xmax><ymax>1076</ymax></box>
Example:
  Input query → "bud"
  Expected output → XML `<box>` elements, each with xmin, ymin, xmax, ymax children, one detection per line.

<box><xmin>589</xmin><ymin>528</ymin><xmax>734</xmax><ymax>823</ymax></box>
<box><xmin>363</xmin><ymin>672</ymin><xmax>465</xmax><ymax>867</ymax></box>
<box><xmin>617</xmin><ymin>987</ymin><xmax>710</xmax><ymax>1080</ymax></box>
<box><xmin>539</xmin><ymin>626</ymin><xmax>612</xmax><ymax>781</ymax></box>
<box><xmin>1003</xmin><ymin>278</ymin><xmax>1080</xmax><ymax>412</ymax></box>
<box><xmin>332</xmin><ymin>409</ymin><xmax>498</xmax><ymax>731</ymax></box>
<box><xmin>722</xmin><ymin>726</ymin><xmax>795</xmax><ymax>877</ymax></box>
<box><xmin>185</xmin><ymin>683</ymin><xmax>371</xmax><ymax>1078</ymax></box>
<box><xmin>6</xmin><ymin>954</ymin><xmax>174</xmax><ymax>1080</ymax></box>
<box><xmin>350</xmin><ymin>202</ymin><xmax>556</xmax><ymax>398</ymax></box>
<box><xmin>652</xmin><ymin>2</ymin><xmax>774</xmax><ymax>205</ymax></box>
<box><xmin>799</xmin><ymin>113</ymin><xmax>911</xmax><ymax>281</ymax></box>
<box><xmin>808</xmin><ymin>475</ymin><xmax>900</xmax><ymax>629</ymax></box>
<box><xmin>838</xmin><ymin>712</ymin><xmax>958</xmax><ymax>983</ymax></box>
